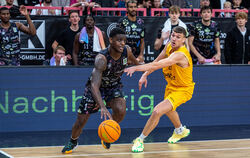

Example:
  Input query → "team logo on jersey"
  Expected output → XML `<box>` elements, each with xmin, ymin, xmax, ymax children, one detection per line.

<box><xmin>122</xmin><ymin>19</ymin><xmax>129</xmax><ymax>27</ymax></box>
<box><xmin>131</xmin><ymin>24</ymin><xmax>137</xmax><ymax>29</ymax></box>
<box><xmin>123</xmin><ymin>58</ymin><xmax>127</xmax><ymax>65</ymax></box>
<box><xmin>13</xmin><ymin>27</ymin><xmax>17</xmax><ymax>32</ymax></box>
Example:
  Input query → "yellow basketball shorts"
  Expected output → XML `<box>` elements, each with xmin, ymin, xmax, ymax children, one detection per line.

<box><xmin>164</xmin><ymin>88</ymin><xmax>193</xmax><ymax>111</ymax></box>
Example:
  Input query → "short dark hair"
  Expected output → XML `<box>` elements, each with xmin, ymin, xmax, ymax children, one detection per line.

<box><xmin>0</xmin><ymin>7</ymin><xmax>9</xmax><ymax>14</ymax></box>
<box><xmin>126</xmin><ymin>0</ymin><xmax>137</xmax><ymax>8</ymax></box>
<box><xmin>83</xmin><ymin>15</ymin><xmax>95</xmax><ymax>25</ymax></box>
<box><xmin>68</xmin><ymin>10</ymin><xmax>79</xmax><ymax>18</ymax></box>
<box><xmin>200</xmin><ymin>6</ymin><xmax>212</xmax><ymax>14</ymax></box>
<box><xmin>172</xmin><ymin>26</ymin><xmax>187</xmax><ymax>37</ymax></box>
<box><xmin>109</xmin><ymin>27</ymin><xmax>125</xmax><ymax>38</ymax></box>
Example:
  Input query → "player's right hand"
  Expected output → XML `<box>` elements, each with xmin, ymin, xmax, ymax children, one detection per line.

<box><xmin>100</xmin><ymin>106</ymin><xmax>112</xmax><ymax>120</ymax></box>
<box><xmin>139</xmin><ymin>75</ymin><xmax>147</xmax><ymax>91</ymax></box>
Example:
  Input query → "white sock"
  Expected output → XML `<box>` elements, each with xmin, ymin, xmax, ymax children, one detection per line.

<box><xmin>139</xmin><ymin>133</ymin><xmax>147</xmax><ymax>140</ymax></box>
<box><xmin>174</xmin><ymin>125</ymin><xmax>184</xmax><ymax>134</ymax></box>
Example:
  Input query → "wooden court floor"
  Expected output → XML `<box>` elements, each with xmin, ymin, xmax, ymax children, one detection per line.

<box><xmin>1</xmin><ymin>139</ymin><xmax>250</xmax><ymax>158</ymax></box>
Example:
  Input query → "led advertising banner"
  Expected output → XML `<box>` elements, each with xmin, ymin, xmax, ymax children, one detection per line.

<box><xmin>1</xmin><ymin>66</ymin><xmax>250</xmax><ymax>132</ymax></box>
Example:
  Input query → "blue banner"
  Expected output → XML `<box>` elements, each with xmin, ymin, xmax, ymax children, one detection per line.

<box><xmin>1</xmin><ymin>66</ymin><xmax>250</xmax><ymax>132</ymax></box>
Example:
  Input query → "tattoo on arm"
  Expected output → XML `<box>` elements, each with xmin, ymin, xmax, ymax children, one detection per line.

<box><xmin>90</xmin><ymin>54</ymin><xmax>107</xmax><ymax>107</ymax></box>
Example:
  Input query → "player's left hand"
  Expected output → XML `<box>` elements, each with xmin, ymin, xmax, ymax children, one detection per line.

<box><xmin>138</xmin><ymin>74</ymin><xmax>147</xmax><ymax>91</ymax></box>
<box><xmin>124</xmin><ymin>67</ymin><xmax>136</xmax><ymax>77</ymax></box>
<box><xmin>19</xmin><ymin>5</ymin><xmax>28</xmax><ymax>16</ymax></box>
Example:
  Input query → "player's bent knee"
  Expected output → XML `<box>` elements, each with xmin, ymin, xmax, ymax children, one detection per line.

<box><xmin>151</xmin><ymin>109</ymin><xmax>161</xmax><ymax>118</ymax></box>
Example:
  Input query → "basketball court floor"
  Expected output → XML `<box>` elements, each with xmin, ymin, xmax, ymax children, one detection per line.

<box><xmin>1</xmin><ymin>139</ymin><xmax>250</xmax><ymax>158</ymax></box>
<box><xmin>1</xmin><ymin>125</ymin><xmax>250</xmax><ymax>158</ymax></box>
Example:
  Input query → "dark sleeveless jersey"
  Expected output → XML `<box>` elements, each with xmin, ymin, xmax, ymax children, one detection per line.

<box><xmin>86</xmin><ymin>47</ymin><xmax>128</xmax><ymax>89</ymax></box>
<box><xmin>0</xmin><ymin>22</ymin><xmax>20</xmax><ymax>66</ymax></box>
<box><xmin>78</xmin><ymin>36</ymin><xmax>99</xmax><ymax>66</ymax></box>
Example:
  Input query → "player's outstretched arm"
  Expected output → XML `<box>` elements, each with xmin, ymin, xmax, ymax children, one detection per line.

<box><xmin>91</xmin><ymin>54</ymin><xmax>112</xmax><ymax>120</ymax></box>
<box><xmin>124</xmin><ymin>52</ymin><xmax>185</xmax><ymax>77</ymax></box>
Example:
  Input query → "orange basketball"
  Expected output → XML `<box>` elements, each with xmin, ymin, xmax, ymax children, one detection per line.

<box><xmin>98</xmin><ymin>120</ymin><xmax>121</xmax><ymax>143</ymax></box>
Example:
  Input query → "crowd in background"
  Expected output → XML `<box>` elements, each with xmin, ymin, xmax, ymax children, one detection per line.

<box><xmin>1</xmin><ymin>0</ymin><xmax>250</xmax><ymax>16</ymax></box>
<box><xmin>0</xmin><ymin>0</ymin><xmax>250</xmax><ymax>66</ymax></box>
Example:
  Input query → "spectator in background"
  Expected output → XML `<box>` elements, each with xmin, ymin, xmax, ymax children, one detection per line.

<box><xmin>162</xmin><ymin>0</ymin><xmax>189</xmax><ymax>8</ymax></box>
<box><xmin>225</xmin><ymin>12</ymin><xmax>250</xmax><ymax>64</ymax></box>
<box><xmin>52</xmin><ymin>10</ymin><xmax>80</xmax><ymax>65</ymax></box>
<box><xmin>162</xmin><ymin>0</ymin><xmax>189</xmax><ymax>16</ymax></box>
<box><xmin>154</xmin><ymin>5</ymin><xmax>187</xmax><ymax>52</ymax></box>
<box><xmin>117</xmin><ymin>0</ymin><xmax>129</xmax><ymax>16</ymax></box>
<box><xmin>188</xmin><ymin>6</ymin><xmax>221</xmax><ymax>65</ymax></box>
<box><xmin>73</xmin><ymin>15</ymin><xmax>106</xmax><ymax>66</ymax></box>
<box><xmin>31</xmin><ymin>0</ymin><xmax>60</xmax><ymax>15</ymax></box>
<box><xmin>70</xmin><ymin>0</ymin><xmax>100</xmax><ymax>15</ymax></box>
<box><xmin>0</xmin><ymin>6</ymin><xmax>36</xmax><ymax>66</ymax></box>
<box><xmin>43</xmin><ymin>45</ymin><xmax>70</xmax><ymax>66</ymax></box>
<box><xmin>152</xmin><ymin>0</ymin><xmax>163</xmax><ymax>16</ymax></box>
<box><xmin>0</xmin><ymin>0</ymin><xmax>18</xmax><ymax>6</ymax></box>
<box><xmin>232</xmin><ymin>0</ymin><xmax>245</xmax><ymax>9</ymax></box>
<box><xmin>51</xmin><ymin>0</ymin><xmax>70</xmax><ymax>7</ymax></box>
<box><xmin>143</xmin><ymin>0</ymin><xmax>152</xmax><ymax>16</ymax></box>
<box><xmin>119</xmin><ymin>0</ymin><xmax>145</xmax><ymax>64</ymax></box>
<box><xmin>3</xmin><ymin>0</ymin><xmax>20</xmax><ymax>18</ymax></box>
<box><xmin>17</xmin><ymin>0</ymin><xmax>39</xmax><ymax>6</ymax></box>
<box><xmin>219</xmin><ymin>1</ymin><xmax>233</xmax><ymax>17</ymax></box>
<box><xmin>137</xmin><ymin>0</ymin><xmax>144</xmax><ymax>8</ymax></box>
<box><xmin>192</xmin><ymin>0</ymin><xmax>210</xmax><ymax>16</ymax></box>
<box><xmin>200</xmin><ymin>0</ymin><xmax>210</xmax><ymax>7</ymax></box>
<box><xmin>153</xmin><ymin>0</ymin><xmax>162</xmax><ymax>9</ymax></box>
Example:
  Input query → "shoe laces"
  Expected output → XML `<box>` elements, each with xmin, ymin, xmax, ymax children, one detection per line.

<box><xmin>66</xmin><ymin>142</ymin><xmax>76</xmax><ymax>148</ymax></box>
<box><xmin>134</xmin><ymin>138</ymin><xmax>142</xmax><ymax>146</ymax></box>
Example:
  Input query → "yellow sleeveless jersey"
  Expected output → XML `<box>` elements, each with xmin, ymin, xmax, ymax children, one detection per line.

<box><xmin>162</xmin><ymin>43</ymin><xmax>195</xmax><ymax>93</ymax></box>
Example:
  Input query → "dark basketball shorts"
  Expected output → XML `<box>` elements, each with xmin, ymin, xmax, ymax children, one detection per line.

<box><xmin>78</xmin><ymin>85</ymin><xmax>125</xmax><ymax>114</ymax></box>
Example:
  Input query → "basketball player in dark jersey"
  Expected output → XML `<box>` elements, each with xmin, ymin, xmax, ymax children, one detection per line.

<box><xmin>62</xmin><ymin>27</ymin><xmax>140</xmax><ymax>154</ymax></box>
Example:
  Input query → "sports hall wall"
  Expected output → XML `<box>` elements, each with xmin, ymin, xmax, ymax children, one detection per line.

<box><xmin>0</xmin><ymin>66</ymin><xmax>250</xmax><ymax>132</ymax></box>
<box><xmin>16</xmin><ymin>16</ymin><xmax>250</xmax><ymax>65</ymax></box>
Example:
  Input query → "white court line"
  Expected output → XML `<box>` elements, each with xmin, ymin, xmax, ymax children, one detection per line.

<box><xmin>1</xmin><ymin>138</ymin><xmax>250</xmax><ymax>149</ymax></box>
<box><xmin>0</xmin><ymin>149</ymin><xmax>14</xmax><ymax>158</ymax></box>
<box><xmin>16</xmin><ymin>146</ymin><xmax>250</xmax><ymax>158</ymax></box>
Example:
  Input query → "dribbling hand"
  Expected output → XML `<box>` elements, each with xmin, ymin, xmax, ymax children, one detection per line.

<box><xmin>100</xmin><ymin>106</ymin><xmax>112</xmax><ymax>120</ymax></box>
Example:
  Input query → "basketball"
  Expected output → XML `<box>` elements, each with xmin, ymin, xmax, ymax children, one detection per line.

<box><xmin>98</xmin><ymin>120</ymin><xmax>121</xmax><ymax>143</ymax></box>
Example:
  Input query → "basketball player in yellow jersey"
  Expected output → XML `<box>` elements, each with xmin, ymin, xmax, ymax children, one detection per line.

<box><xmin>125</xmin><ymin>26</ymin><xmax>195</xmax><ymax>152</ymax></box>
